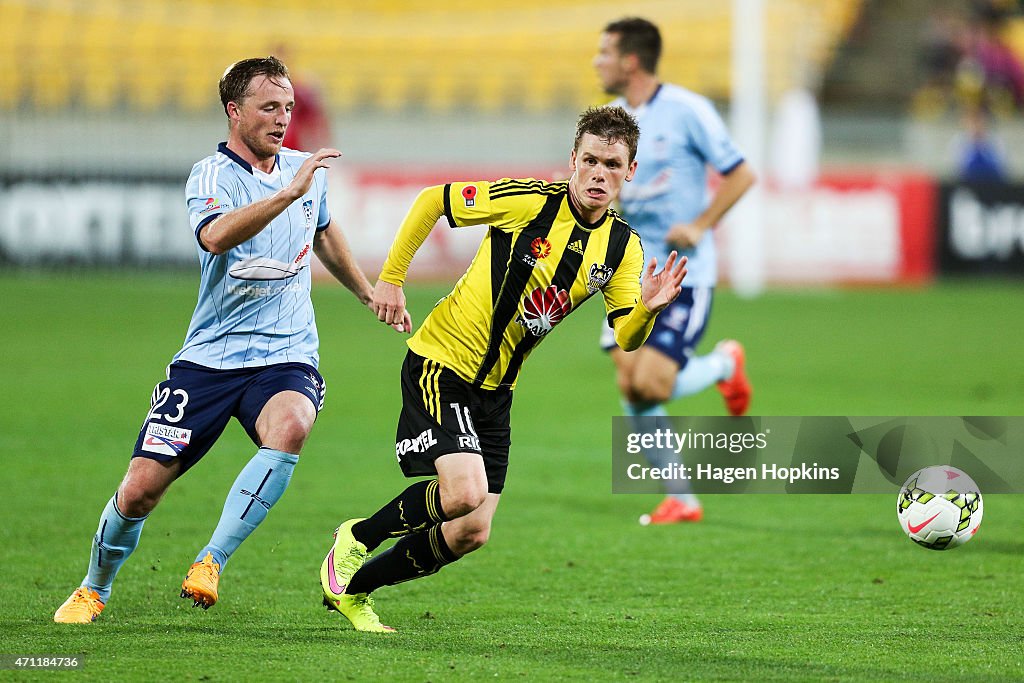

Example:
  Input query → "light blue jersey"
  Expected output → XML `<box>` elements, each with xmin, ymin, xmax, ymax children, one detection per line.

<box><xmin>612</xmin><ymin>84</ymin><xmax>744</xmax><ymax>287</ymax></box>
<box><xmin>174</xmin><ymin>143</ymin><xmax>330</xmax><ymax>369</ymax></box>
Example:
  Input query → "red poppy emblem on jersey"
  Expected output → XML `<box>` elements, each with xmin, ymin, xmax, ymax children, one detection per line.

<box><xmin>530</xmin><ymin>237</ymin><xmax>552</xmax><ymax>259</ymax></box>
<box><xmin>462</xmin><ymin>185</ymin><xmax>477</xmax><ymax>207</ymax></box>
<box><xmin>521</xmin><ymin>285</ymin><xmax>571</xmax><ymax>336</ymax></box>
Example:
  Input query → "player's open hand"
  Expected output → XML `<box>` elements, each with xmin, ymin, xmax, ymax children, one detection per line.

<box><xmin>372</xmin><ymin>279</ymin><xmax>411</xmax><ymax>333</ymax></box>
<box><xmin>639</xmin><ymin>251</ymin><xmax>687</xmax><ymax>313</ymax></box>
<box><xmin>287</xmin><ymin>148</ymin><xmax>341</xmax><ymax>201</ymax></box>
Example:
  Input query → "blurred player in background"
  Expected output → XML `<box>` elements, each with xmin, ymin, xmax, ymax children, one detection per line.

<box><xmin>594</xmin><ymin>17</ymin><xmax>757</xmax><ymax>524</ymax></box>
<box><xmin>54</xmin><ymin>56</ymin><xmax>409</xmax><ymax>624</ymax></box>
<box><xmin>273</xmin><ymin>44</ymin><xmax>333</xmax><ymax>152</ymax></box>
<box><xmin>320</xmin><ymin>106</ymin><xmax>687</xmax><ymax>632</ymax></box>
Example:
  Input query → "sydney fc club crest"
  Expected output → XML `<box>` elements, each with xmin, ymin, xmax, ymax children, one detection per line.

<box><xmin>516</xmin><ymin>285</ymin><xmax>572</xmax><ymax>337</ymax></box>
<box><xmin>587</xmin><ymin>263</ymin><xmax>614</xmax><ymax>294</ymax></box>
<box><xmin>302</xmin><ymin>199</ymin><xmax>314</xmax><ymax>230</ymax></box>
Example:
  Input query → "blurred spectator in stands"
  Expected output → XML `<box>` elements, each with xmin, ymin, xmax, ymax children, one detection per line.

<box><xmin>922</xmin><ymin>11</ymin><xmax>970</xmax><ymax>92</ymax></box>
<box><xmin>957</xmin><ymin>1</ymin><xmax>1024</xmax><ymax>114</ymax></box>
<box><xmin>953</xmin><ymin>105</ymin><xmax>1009</xmax><ymax>183</ymax></box>
<box><xmin>272</xmin><ymin>45</ymin><xmax>333</xmax><ymax>152</ymax></box>
<box><xmin>913</xmin><ymin>10</ymin><xmax>970</xmax><ymax>117</ymax></box>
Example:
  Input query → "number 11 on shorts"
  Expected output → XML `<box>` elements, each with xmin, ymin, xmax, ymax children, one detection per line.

<box><xmin>450</xmin><ymin>402</ymin><xmax>480</xmax><ymax>452</ymax></box>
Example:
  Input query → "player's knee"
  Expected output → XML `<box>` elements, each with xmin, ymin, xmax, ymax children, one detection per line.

<box><xmin>439</xmin><ymin>474</ymin><xmax>488</xmax><ymax>518</ymax></box>
<box><xmin>616</xmin><ymin>369</ymin><xmax>634</xmax><ymax>397</ymax></box>
<box><xmin>117</xmin><ymin>483</ymin><xmax>161</xmax><ymax>518</ymax></box>
<box><xmin>267</xmin><ymin>408</ymin><xmax>315</xmax><ymax>453</ymax></box>
<box><xmin>441</xmin><ymin>486</ymin><xmax>487</xmax><ymax>519</ymax></box>
<box><xmin>448</xmin><ymin>523</ymin><xmax>491</xmax><ymax>555</ymax></box>
<box><xmin>630</xmin><ymin>375</ymin><xmax>673</xmax><ymax>404</ymax></box>
<box><xmin>437</xmin><ymin>459</ymin><xmax>489</xmax><ymax>518</ymax></box>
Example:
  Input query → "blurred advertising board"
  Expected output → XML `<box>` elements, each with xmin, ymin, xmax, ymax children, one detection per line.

<box><xmin>1</xmin><ymin>168</ymin><xmax>941</xmax><ymax>285</ymax></box>
<box><xmin>938</xmin><ymin>183</ymin><xmax>1024</xmax><ymax>276</ymax></box>
<box><xmin>716</xmin><ymin>171</ymin><xmax>936</xmax><ymax>285</ymax></box>
<box><xmin>331</xmin><ymin>168</ymin><xmax>941</xmax><ymax>285</ymax></box>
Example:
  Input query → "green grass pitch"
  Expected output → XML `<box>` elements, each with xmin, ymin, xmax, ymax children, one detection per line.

<box><xmin>1</xmin><ymin>272</ymin><xmax>1022</xmax><ymax>681</ymax></box>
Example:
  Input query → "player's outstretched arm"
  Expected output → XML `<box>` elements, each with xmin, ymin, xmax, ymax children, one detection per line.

<box><xmin>371</xmin><ymin>185</ymin><xmax>448</xmax><ymax>332</ymax></box>
<box><xmin>314</xmin><ymin>223</ymin><xmax>411</xmax><ymax>334</ymax></box>
<box><xmin>667</xmin><ymin>161</ymin><xmax>756</xmax><ymax>249</ymax></box>
<box><xmin>200</xmin><ymin>148</ymin><xmax>341</xmax><ymax>254</ymax></box>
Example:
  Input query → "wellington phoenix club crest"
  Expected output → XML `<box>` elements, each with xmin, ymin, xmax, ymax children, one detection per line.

<box><xmin>518</xmin><ymin>285</ymin><xmax>571</xmax><ymax>336</ymax></box>
<box><xmin>587</xmin><ymin>263</ymin><xmax>614</xmax><ymax>293</ymax></box>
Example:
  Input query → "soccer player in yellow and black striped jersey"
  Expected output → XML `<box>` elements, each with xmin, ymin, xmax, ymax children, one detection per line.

<box><xmin>319</xmin><ymin>106</ymin><xmax>687</xmax><ymax>632</ymax></box>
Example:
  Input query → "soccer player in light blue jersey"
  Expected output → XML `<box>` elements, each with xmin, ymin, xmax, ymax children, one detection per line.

<box><xmin>55</xmin><ymin>56</ymin><xmax>410</xmax><ymax>624</ymax></box>
<box><xmin>594</xmin><ymin>18</ymin><xmax>757</xmax><ymax>524</ymax></box>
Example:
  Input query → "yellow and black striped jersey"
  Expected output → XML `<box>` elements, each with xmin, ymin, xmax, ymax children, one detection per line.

<box><xmin>405</xmin><ymin>178</ymin><xmax>645</xmax><ymax>389</ymax></box>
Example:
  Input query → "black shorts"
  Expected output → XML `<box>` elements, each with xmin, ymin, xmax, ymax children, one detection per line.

<box><xmin>131</xmin><ymin>361</ymin><xmax>326</xmax><ymax>474</ymax></box>
<box><xmin>396</xmin><ymin>351</ymin><xmax>513</xmax><ymax>494</ymax></box>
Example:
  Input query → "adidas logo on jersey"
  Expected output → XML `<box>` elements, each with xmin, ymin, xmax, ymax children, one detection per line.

<box><xmin>567</xmin><ymin>240</ymin><xmax>585</xmax><ymax>255</ymax></box>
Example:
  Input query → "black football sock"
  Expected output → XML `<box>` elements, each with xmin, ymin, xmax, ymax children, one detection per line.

<box><xmin>345</xmin><ymin>524</ymin><xmax>458</xmax><ymax>595</ymax></box>
<box><xmin>352</xmin><ymin>479</ymin><xmax>447</xmax><ymax>551</ymax></box>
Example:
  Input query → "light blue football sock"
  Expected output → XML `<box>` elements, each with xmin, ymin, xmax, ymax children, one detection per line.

<box><xmin>83</xmin><ymin>495</ymin><xmax>148</xmax><ymax>603</ymax></box>
<box><xmin>623</xmin><ymin>402</ymin><xmax>698</xmax><ymax>504</ymax></box>
<box><xmin>671</xmin><ymin>350</ymin><xmax>735</xmax><ymax>400</ymax></box>
<box><xmin>195</xmin><ymin>447</ymin><xmax>299</xmax><ymax>570</ymax></box>
<box><xmin>622</xmin><ymin>399</ymin><xmax>666</xmax><ymax>420</ymax></box>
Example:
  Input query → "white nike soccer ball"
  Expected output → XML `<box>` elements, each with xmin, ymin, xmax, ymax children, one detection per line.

<box><xmin>896</xmin><ymin>465</ymin><xmax>983</xmax><ymax>550</ymax></box>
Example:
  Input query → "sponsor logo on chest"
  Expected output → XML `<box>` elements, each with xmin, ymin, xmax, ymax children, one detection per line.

<box><xmin>519</xmin><ymin>237</ymin><xmax>553</xmax><ymax>270</ymax></box>
<box><xmin>515</xmin><ymin>285</ymin><xmax>572</xmax><ymax>337</ymax></box>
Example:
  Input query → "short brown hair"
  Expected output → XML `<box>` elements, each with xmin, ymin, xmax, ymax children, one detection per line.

<box><xmin>219</xmin><ymin>56</ymin><xmax>290</xmax><ymax>115</ymax></box>
<box><xmin>574</xmin><ymin>106</ymin><xmax>640</xmax><ymax>161</ymax></box>
<box><xmin>604</xmin><ymin>17</ymin><xmax>662</xmax><ymax>74</ymax></box>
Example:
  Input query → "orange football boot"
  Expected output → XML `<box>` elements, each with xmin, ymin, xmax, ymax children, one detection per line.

<box><xmin>716</xmin><ymin>340</ymin><xmax>751</xmax><ymax>416</ymax></box>
<box><xmin>647</xmin><ymin>496</ymin><xmax>704</xmax><ymax>524</ymax></box>
<box><xmin>180</xmin><ymin>552</ymin><xmax>220</xmax><ymax>609</ymax></box>
<box><xmin>54</xmin><ymin>587</ymin><xmax>105</xmax><ymax>623</ymax></box>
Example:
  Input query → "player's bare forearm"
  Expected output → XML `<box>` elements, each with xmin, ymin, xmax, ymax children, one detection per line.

<box><xmin>200</xmin><ymin>149</ymin><xmax>341</xmax><ymax>255</ymax></box>
<box><xmin>699</xmin><ymin>161</ymin><xmax>756</xmax><ymax>229</ymax></box>
<box><xmin>667</xmin><ymin>162</ymin><xmax>756</xmax><ymax>249</ymax></box>
<box><xmin>313</xmin><ymin>223</ymin><xmax>373</xmax><ymax>305</ymax></box>
<box><xmin>199</xmin><ymin>190</ymin><xmax>297</xmax><ymax>254</ymax></box>
<box><xmin>315</xmin><ymin>227</ymin><xmax>411</xmax><ymax>332</ymax></box>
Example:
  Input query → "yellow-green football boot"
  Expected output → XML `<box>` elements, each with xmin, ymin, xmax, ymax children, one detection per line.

<box><xmin>320</xmin><ymin>518</ymin><xmax>368</xmax><ymax>609</ymax></box>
